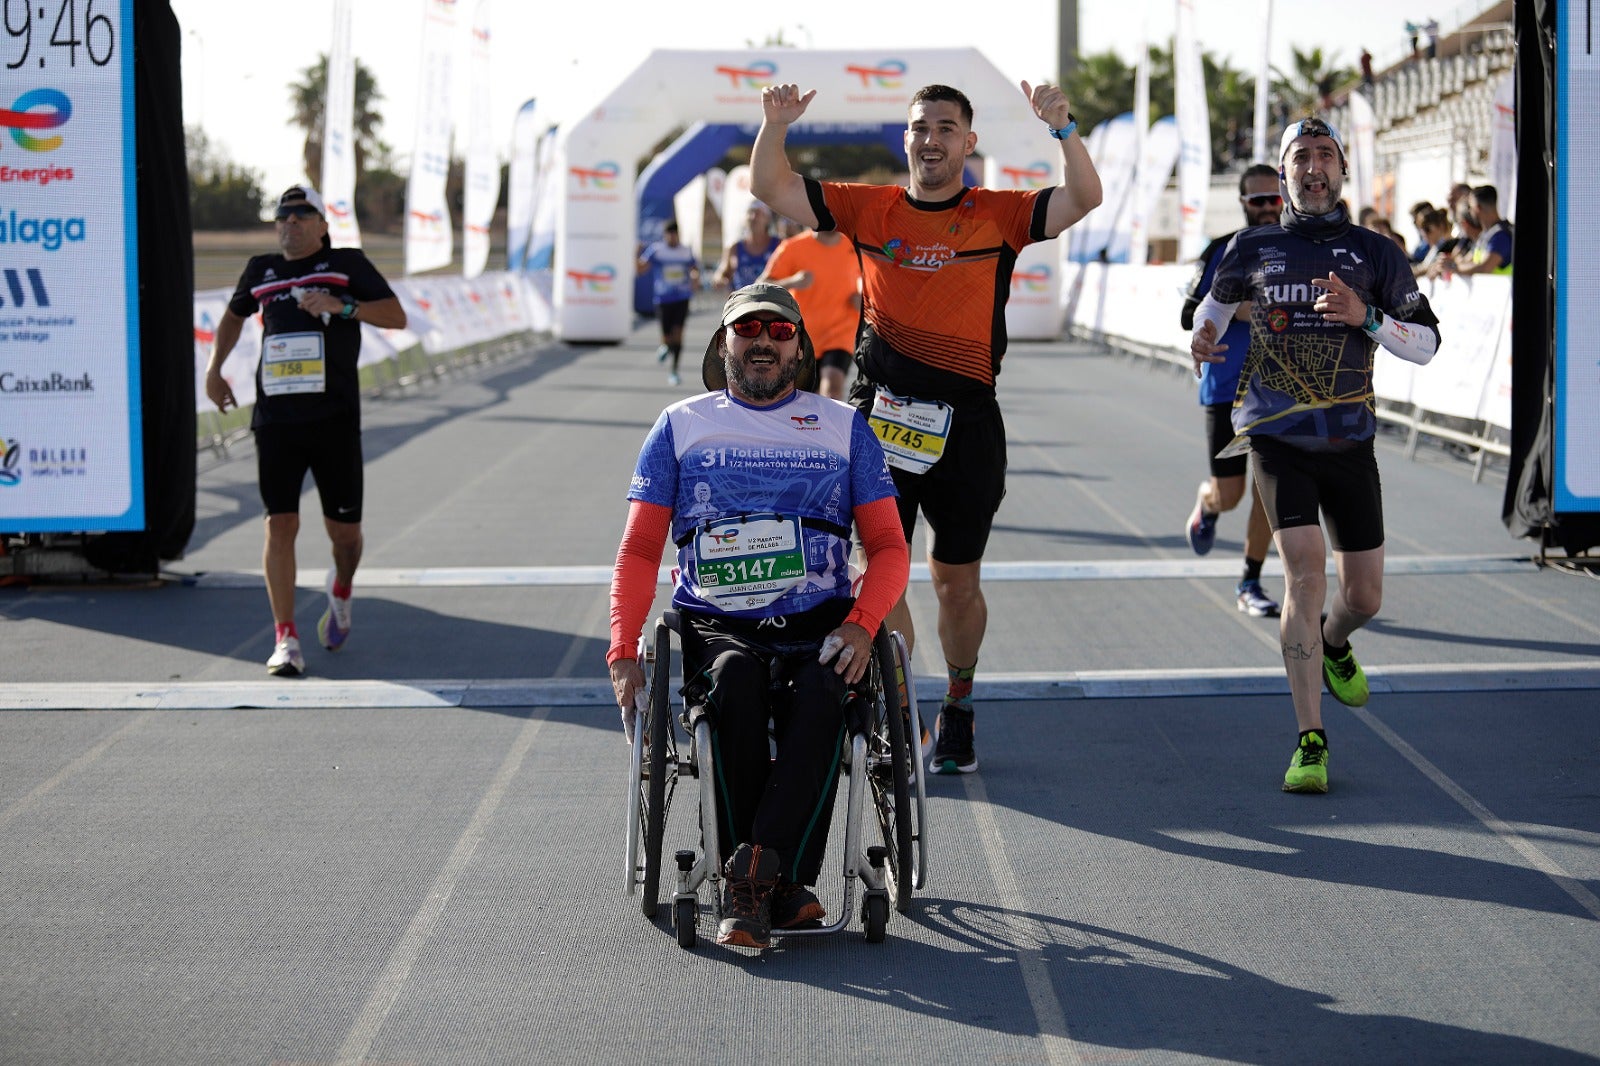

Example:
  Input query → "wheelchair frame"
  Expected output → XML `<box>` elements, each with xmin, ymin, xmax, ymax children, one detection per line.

<box><xmin>624</xmin><ymin>610</ymin><xmax>929</xmax><ymax>949</ymax></box>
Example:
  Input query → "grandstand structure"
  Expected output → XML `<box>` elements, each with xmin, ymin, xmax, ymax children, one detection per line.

<box><xmin>1330</xmin><ymin>2</ymin><xmax>1516</xmax><ymax>219</ymax></box>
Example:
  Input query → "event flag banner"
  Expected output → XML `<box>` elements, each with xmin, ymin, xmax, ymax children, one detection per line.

<box><xmin>1127</xmin><ymin>1</ymin><xmax>1152</xmax><ymax>267</ymax></box>
<box><xmin>506</xmin><ymin>98</ymin><xmax>540</xmax><ymax>271</ymax></box>
<box><xmin>322</xmin><ymin>0</ymin><xmax>361</xmax><ymax>247</ymax></box>
<box><xmin>1174</xmin><ymin>0</ymin><xmax>1210</xmax><ymax>264</ymax></box>
<box><xmin>405</xmin><ymin>0</ymin><xmax>457</xmax><ymax>274</ymax></box>
<box><xmin>462</xmin><ymin>0</ymin><xmax>497</xmax><ymax>279</ymax></box>
<box><xmin>0</xmin><ymin>0</ymin><xmax>143</xmax><ymax>532</ymax></box>
<box><xmin>1253</xmin><ymin>0</ymin><xmax>1273</xmax><ymax>163</ymax></box>
<box><xmin>1345</xmin><ymin>89</ymin><xmax>1376</xmax><ymax>213</ymax></box>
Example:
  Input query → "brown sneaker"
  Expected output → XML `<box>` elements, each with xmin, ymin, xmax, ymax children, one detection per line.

<box><xmin>771</xmin><ymin>882</ymin><xmax>826</xmax><ymax>928</ymax></box>
<box><xmin>716</xmin><ymin>843</ymin><xmax>780</xmax><ymax>949</ymax></box>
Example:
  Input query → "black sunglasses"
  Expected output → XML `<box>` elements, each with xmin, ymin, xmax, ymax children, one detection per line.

<box><xmin>275</xmin><ymin>204</ymin><xmax>320</xmax><ymax>221</ymax></box>
<box><xmin>1242</xmin><ymin>194</ymin><xmax>1283</xmax><ymax>207</ymax></box>
<box><xmin>728</xmin><ymin>319</ymin><xmax>798</xmax><ymax>341</ymax></box>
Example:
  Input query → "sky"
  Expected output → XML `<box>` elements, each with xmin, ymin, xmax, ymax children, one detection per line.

<box><xmin>168</xmin><ymin>0</ymin><xmax>1484</xmax><ymax>200</ymax></box>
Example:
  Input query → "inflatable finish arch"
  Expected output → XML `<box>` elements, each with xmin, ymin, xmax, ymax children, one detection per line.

<box><xmin>553</xmin><ymin>48</ymin><xmax>1064</xmax><ymax>342</ymax></box>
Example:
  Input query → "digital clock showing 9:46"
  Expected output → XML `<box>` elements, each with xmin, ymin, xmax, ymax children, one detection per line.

<box><xmin>4</xmin><ymin>0</ymin><xmax>116</xmax><ymax>69</ymax></box>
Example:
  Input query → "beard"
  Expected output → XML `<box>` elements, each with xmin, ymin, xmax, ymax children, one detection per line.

<box><xmin>1289</xmin><ymin>171</ymin><xmax>1343</xmax><ymax>215</ymax></box>
<box><xmin>724</xmin><ymin>346</ymin><xmax>801</xmax><ymax>402</ymax></box>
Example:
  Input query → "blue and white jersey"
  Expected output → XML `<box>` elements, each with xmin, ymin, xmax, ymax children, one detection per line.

<box><xmin>640</xmin><ymin>241</ymin><xmax>698</xmax><ymax>305</ymax></box>
<box><xmin>1211</xmin><ymin>218</ymin><xmax>1439</xmax><ymax>441</ymax></box>
<box><xmin>628</xmin><ymin>389</ymin><xmax>897</xmax><ymax>619</ymax></box>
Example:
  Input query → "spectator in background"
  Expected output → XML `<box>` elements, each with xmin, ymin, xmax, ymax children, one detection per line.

<box><xmin>1412</xmin><ymin>207</ymin><xmax>1454</xmax><ymax>278</ymax></box>
<box><xmin>1406</xmin><ymin>21</ymin><xmax>1420</xmax><ymax>61</ymax></box>
<box><xmin>1443</xmin><ymin>185</ymin><xmax>1512</xmax><ymax>275</ymax></box>
<box><xmin>1446</xmin><ymin>181</ymin><xmax>1473</xmax><ymax>219</ymax></box>
<box><xmin>1360</xmin><ymin>48</ymin><xmax>1375</xmax><ymax>87</ymax></box>
<box><xmin>1423</xmin><ymin>17</ymin><xmax>1440</xmax><ymax>60</ymax></box>
<box><xmin>758</xmin><ymin>228</ymin><xmax>863</xmax><ymax>401</ymax></box>
<box><xmin>713</xmin><ymin>202</ymin><xmax>780</xmax><ymax>292</ymax></box>
<box><xmin>1408</xmin><ymin>201</ymin><xmax>1437</xmax><ymax>262</ymax></box>
<box><xmin>637</xmin><ymin>221</ymin><xmax>701</xmax><ymax>386</ymax></box>
<box><xmin>1180</xmin><ymin>163</ymin><xmax>1284</xmax><ymax>619</ymax></box>
<box><xmin>1448</xmin><ymin>205</ymin><xmax>1482</xmax><ymax>269</ymax></box>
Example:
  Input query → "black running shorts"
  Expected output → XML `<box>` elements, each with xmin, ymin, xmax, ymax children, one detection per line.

<box><xmin>1248</xmin><ymin>434</ymin><xmax>1383</xmax><ymax>552</ymax></box>
<box><xmin>867</xmin><ymin>402</ymin><xmax>1007</xmax><ymax>566</ymax></box>
<box><xmin>254</xmin><ymin>418</ymin><xmax>364</xmax><ymax>522</ymax></box>
<box><xmin>657</xmin><ymin>299</ymin><xmax>690</xmax><ymax>333</ymax></box>
<box><xmin>1205</xmin><ymin>403</ymin><xmax>1248</xmax><ymax>479</ymax></box>
<box><xmin>817</xmin><ymin>348</ymin><xmax>853</xmax><ymax>374</ymax></box>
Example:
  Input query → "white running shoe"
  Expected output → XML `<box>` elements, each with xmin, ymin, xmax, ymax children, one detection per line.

<box><xmin>318</xmin><ymin>574</ymin><xmax>352</xmax><ymax>651</ymax></box>
<box><xmin>267</xmin><ymin>635</ymin><xmax>305</xmax><ymax>677</ymax></box>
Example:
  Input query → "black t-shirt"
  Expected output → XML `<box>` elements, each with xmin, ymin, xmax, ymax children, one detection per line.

<box><xmin>227</xmin><ymin>246</ymin><xmax>397</xmax><ymax>428</ymax></box>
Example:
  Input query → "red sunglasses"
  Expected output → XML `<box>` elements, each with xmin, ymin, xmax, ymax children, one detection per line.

<box><xmin>1242</xmin><ymin>193</ymin><xmax>1283</xmax><ymax>207</ymax></box>
<box><xmin>729</xmin><ymin>319</ymin><xmax>798</xmax><ymax>341</ymax></box>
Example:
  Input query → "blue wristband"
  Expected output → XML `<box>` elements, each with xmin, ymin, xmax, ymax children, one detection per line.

<box><xmin>1048</xmin><ymin>117</ymin><xmax>1078</xmax><ymax>140</ymax></box>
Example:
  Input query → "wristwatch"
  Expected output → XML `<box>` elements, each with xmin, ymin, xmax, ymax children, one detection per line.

<box><xmin>1048</xmin><ymin>114</ymin><xmax>1078</xmax><ymax>140</ymax></box>
<box><xmin>339</xmin><ymin>300</ymin><xmax>358</xmax><ymax>320</ymax></box>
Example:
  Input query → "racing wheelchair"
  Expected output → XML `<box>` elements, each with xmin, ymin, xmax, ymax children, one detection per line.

<box><xmin>624</xmin><ymin>609</ymin><xmax>929</xmax><ymax>948</ymax></box>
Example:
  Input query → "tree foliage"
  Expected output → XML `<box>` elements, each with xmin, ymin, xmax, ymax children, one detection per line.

<box><xmin>287</xmin><ymin>53</ymin><xmax>389</xmax><ymax>185</ymax></box>
<box><xmin>1063</xmin><ymin>45</ymin><xmax>1323</xmax><ymax>171</ymax></box>
<box><xmin>187</xmin><ymin>126</ymin><xmax>267</xmax><ymax>230</ymax></box>
<box><xmin>1272</xmin><ymin>46</ymin><xmax>1358</xmax><ymax>117</ymax></box>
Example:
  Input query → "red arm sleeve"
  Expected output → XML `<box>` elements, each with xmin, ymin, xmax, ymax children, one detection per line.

<box><xmin>844</xmin><ymin>495</ymin><xmax>910</xmax><ymax>635</ymax></box>
<box><xmin>607</xmin><ymin>500</ymin><xmax>673</xmax><ymax>666</ymax></box>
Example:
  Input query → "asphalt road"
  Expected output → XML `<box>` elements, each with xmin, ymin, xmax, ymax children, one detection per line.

<box><xmin>3</xmin><ymin>320</ymin><xmax>1597</xmax><ymax>1065</ymax></box>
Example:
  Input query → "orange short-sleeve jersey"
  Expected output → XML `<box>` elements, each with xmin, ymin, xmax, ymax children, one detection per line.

<box><xmin>815</xmin><ymin>180</ymin><xmax>1044</xmax><ymax>390</ymax></box>
<box><xmin>762</xmin><ymin>232</ymin><xmax>863</xmax><ymax>355</ymax></box>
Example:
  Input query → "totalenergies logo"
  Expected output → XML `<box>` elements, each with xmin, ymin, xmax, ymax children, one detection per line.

<box><xmin>1013</xmin><ymin>264</ymin><xmax>1052</xmax><ymax>292</ymax></box>
<box><xmin>1</xmin><ymin>89</ymin><xmax>71</xmax><ymax>152</ymax></box>
<box><xmin>714</xmin><ymin>60</ymin><xmax>777</xmax><ymax>89</ymax></box>
<box><xmin>708</xmin><ymin>528</ymin><xmax>740</xmax><ymax>545</ymax></box>
<box><xmin>566</xmin><ymin>264</ymin><xmax>616</xmax><ymax>292</ymax></box>
<box><xmin>569</xmin><ymin>161</ymin><xmax>619</xmax><ymax>190</ymax></box>
<box><xmin>789</xmin><ymin>413</ymin><xmax>819</xmax><ymax>428</ymax></box>
<box><xmin>845</xmin><ymin>60</ymin><xmax>906</xmax><ymax>89</ymax></box>
<box><xmin>409</xmin><ymin>208</ymin><xmax>446</xmax><ymax>231</ymax></box>
<box><xmin>328</xmin><ymin>199</ymin><xmax>355</xmax><ymax>223</ymax></box>
<box><xmin>1001</xmin><ymin>162</ymin><xmax>1051</xmax><ymax>189</ymax></box>
<box><xmin>194</xmin><ymin>310</ymin><xmax>216</xmax><ymax>346</ymax></box>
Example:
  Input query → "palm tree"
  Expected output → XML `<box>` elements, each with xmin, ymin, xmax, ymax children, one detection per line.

<box><xmin>1272</xmin><ymin>46</ymin><xmax>1357</xmax><ymax>117</ymax></box>
<box><xmin>287</xmin><ymin>54</ymin><xmax>388</xmax><ymax>186</ymax></box>
<box><xmin>1066</xmin><ymin>47</ymin><xmax>1258</xmax><ymax>170</ymax></box>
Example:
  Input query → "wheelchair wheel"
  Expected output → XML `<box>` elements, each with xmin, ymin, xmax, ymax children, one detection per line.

<box><xmin>640</xmin><ymin>621</ymin><xmax>674</xmax><ymax>918</ymax></box>
<box><xmin>674</xmin><ymin>897</ymin><xmax>698</xmax><ymax>950</ymax></box>
<box><xmin>869</xmin><ymin>628</ymin><xmax>915</xmax><ymax>913</ymax></box>
<box><xmin>863</xmin><ymin>893</ymin><xmax>888</xmax><ymax>944</ymax></box>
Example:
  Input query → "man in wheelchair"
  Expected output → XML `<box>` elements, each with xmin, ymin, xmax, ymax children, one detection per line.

<box><xmin>608</xmin><ymin>282</ymin><xmax>910</xmax><ymax>949</ymax></box>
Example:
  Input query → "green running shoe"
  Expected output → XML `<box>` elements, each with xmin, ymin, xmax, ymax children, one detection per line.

<box><xmin>1283</xmin><ymin>732</ymin><xmax>1329</xmax><ymax>793</ymax></box>
<box><xmin>1322</xmin><ymin>642</ymin><xmax>1369</xmax><ymax>707</ymax></box>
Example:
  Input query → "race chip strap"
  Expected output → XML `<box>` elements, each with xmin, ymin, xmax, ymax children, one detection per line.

<box><xmin>260</xmin><ymin>332</ymin><xmax>327</xmax><ymax>396</ymax></box>
<box><xmin>867</xmin><ymin>387</ymin><xmax>952</xmax><ymax>474</ymax></box>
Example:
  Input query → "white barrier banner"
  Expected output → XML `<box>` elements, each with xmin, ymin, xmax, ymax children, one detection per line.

<box><xmin>1062</xmin><ymin>264</ymin><xmax>1513</xmax><ymax>433</ymax></box>
<box><xmin>322</xmin><ymin>0</ymin><xmax>362</xmax><ymax>247</ymax></box>
<box><xmin>194</xmin><ymin>290</ymin><xmax>259</xmax><ymax>413</ymax></box>
<box><xmin>404</xmin><ymin>0</ymin><xmax>457</xmax><ymax>274</ymax></box>
<box><xmin>192</xmin><ymin>273</ymin><xmax>547</xmax><ymax>415</ymax></box>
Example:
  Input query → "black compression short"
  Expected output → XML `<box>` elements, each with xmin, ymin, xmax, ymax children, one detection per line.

<box><xmin>254</xmin><ymin>418</ymin><xmax>364</xmax><ymax>522</ymax></box>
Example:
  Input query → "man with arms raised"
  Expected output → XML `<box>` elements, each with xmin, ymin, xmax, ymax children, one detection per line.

<box><xmin>751</xmin><ymin>80</ymin><xmax>1101</xmax><ymax>775</ymax></box>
